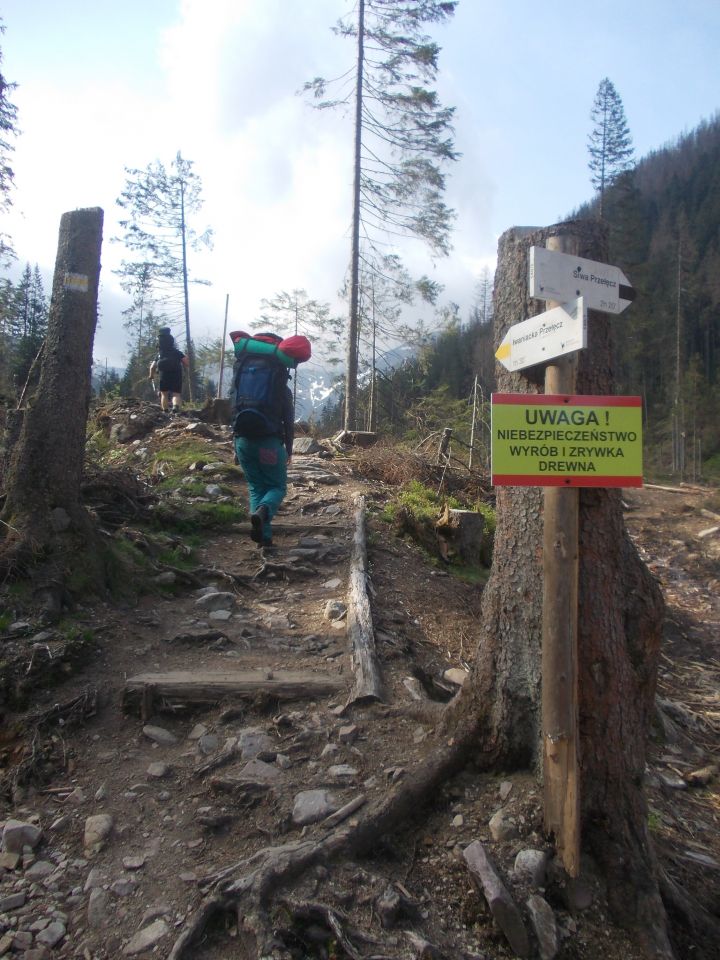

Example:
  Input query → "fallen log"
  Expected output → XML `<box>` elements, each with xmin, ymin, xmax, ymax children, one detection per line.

<box><xmin>123</xmin><ymin>669</ymin><xmax>346</xmax><ymax>715</ymax></box>
<box><xmin>345</xmin><ymin>494</ymin><xmax>383</xmax><ymax>707</ymax></box>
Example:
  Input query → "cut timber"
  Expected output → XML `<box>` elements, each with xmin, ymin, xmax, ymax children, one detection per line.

<box><xmin>442</xmin><ymin>508</ymin><xmax>488</xmax><ymax>566</ymax></box>
<box><xmin>345</xmin><ymin>495</ymin><xmax>384</xmax><ymax>706</ymax></box>
<box><xmin>333</xmin><ymin>430</ymin><xmax>377</xmax><ymax>447</ymax></box>
<box><xmin>123</xmin><ymin>670</ymin><xmax>345</xmax><ymax>714</ymax></box>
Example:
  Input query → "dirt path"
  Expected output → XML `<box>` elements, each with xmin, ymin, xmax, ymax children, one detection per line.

<box><xmin>1</xmin><ymin>428</ymin><xmax>718</xmax><ymax>960</ymax></box>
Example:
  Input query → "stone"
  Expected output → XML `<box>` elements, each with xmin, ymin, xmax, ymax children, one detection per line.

<box><xmin>0</xmin><ymin>851</ymin><xmax>20</xmax><ymax>869</ymax></box>
<box><xmin>111</xmin><ymin>878</ymin><xmax>138</xmax><ymax>897</ymax></box>
<box><xmin>338</xmin><ymin>724</ymin><xmax>358</xmax><ymax>744</ymax></box>
<box><xmin>239</xmin><ymin>758</ymin><xmax>281</xmax><ymax>781</ymax></box>
<box><xmin>323</xmin><ymin>600</ymin><xmax>347</xmax><ymax>621</ymax></box>
<box><xmin>87</xmin><ymin>888</ymin><xmax>109</xmax><ymax>929</ymax></box>
<box><xmin>146</xmin><ymin>762</ymin><xmax>170</xmax><ymax>779</ymax></box>
<box><xmin>122</xmin><ymin>856</ymin><xmax>146</xmax><ymax>870</ymax></box>
<box><xmin>2</xmin><ymin>820</ymin><xmax>42</xmax><ymax>854</ymax></box>
<box><xmin>238</xmin><ymin>727</ymin><xmax>275</xmax><ymax>760</ymax></box>
<box><xmin>142</xmin><ymin>725</ymin><xmax>178</xmax><ymax>746</ymax></box>
<box><xmin>36</xmin><ymin>921</ymin><xmax>65</xmax><ymax>948</ymax></box>
<box><xmin>443</xmin><ymin>668</ymin><xmax>469</xmax><ymax>686</ymax></box>
<box><xmin>0</xmin><ymin>891</ymin><xmax>26</xmax><ymax>911</ymax></box>
<box><xmin>140</xmin><ymin>904</ymin><xmax>173</xmax><ymax>926</ymax></box>
<box><xmin>187</xmin><ymin>723</ymin><xmax>208</xmax><ymax>740</ymax></box>
<box><xmin>526</xmin><ymin>894</ymin><xmax>558</xmax><ymax>960</ymax></box>
<box><xmin>153</xmin><ymin>571</ymin><xmax>176</xmax><ymax>586</ymax></box>
<box><xmin>658</xmin><ymin>771</ymin><xmax>687</xmax><ymax>790</ymax></box>
<box><xmin>514</xmin><ymin>849</ymin><xmax>549</xmax><ymax>887</ymax></box>
<box><xmin>452</xmin><ymin>814</ymin><xmax>464</xmax><ymax>828</ymax></box>
<box><xmin>322</xmin><ymin>578</ymin><xmax>342</xmax><ymax>590</ymax></box>
<box><xmin>197</xmin><ymin>734</ymin><xmax>220</xmax><ymax>755</ymax></box>
<box><xmin>84</xmin><ymin>814</ymin><xmax>113</xmax><ymax>855</ymax></box>
<box><xmin>123</xmin><ymin>919</ymin><xmax>170</xmax><ymax>955</ymax></box>
<box><xmin>293</xmin><ymin>437</ymin><xmax>321</xmax><ymax>455</ymax></box>
<box><xmin>292</xmin><ymin>790</ymin><xmax>339</xmax><ymax>826</ymax></box>
<box><xmin>195</xmin><ymin>592</ymin><xmax>236</xmax><ymax>612</ymax></box>
<box><xmin>499</xmin><ymin>780</ymin><xmax>513</xmax><ymax>801</ymax></box>
<box><xmin>489</xmin><ymin>809</ymin><xmax>517</xmax><ymax>842</ymax></box>
<box><xmin>84</xmin><ymin>867</ymin><xmax>106</xmax><ymax>891</ymax></box>
<box><xmin>209</xmin><ymin>609</ymin><xmax>232</xmax><ymax>621</ymax></box>
<box><xmin>328</xmin><ymin>764</ymin><xmax>358</xmax><ymax>779</ymax></box>
<box><xmin>25</xmin><ymin>860</ymin><xmax>54</xmax><ymax>880</ymax></box>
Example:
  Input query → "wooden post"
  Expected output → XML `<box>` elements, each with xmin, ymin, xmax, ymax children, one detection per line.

<box><xmin>469</xmin><ymin>376</ymin><xmax>478</xmax><ymax>469</ymax></box>
<box><xmin>542</xmin><ymin>231</ymin><xmax>580</xmax><ymax>876</ymax></box>
<box><xmin>437</xmin><ymin>427</ymin><xmax>452</xmax><ymax>465</ymax></box>
<box><xmin>217</xmin><ymin>293</ymin><xmax>229</xmax><ymax>399</ymax></box>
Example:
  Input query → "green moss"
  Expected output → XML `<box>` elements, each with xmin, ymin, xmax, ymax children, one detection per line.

<box><xmin>150</xmin><ymin>500</ymin><xmax>245</xmax><ymax>534</ymax></box>
<box><xmin>152</xmin><ymin>440</ymin><xmax>221</xmax><ymax>476</ymax></box>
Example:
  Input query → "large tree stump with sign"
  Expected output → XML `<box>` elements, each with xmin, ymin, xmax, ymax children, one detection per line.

<box><xmin>0</xmin><ymin>208</ymin><xmax>105</xmax><ymax>613</ymax></box>
<box><xmin>443</xmin><ymin>220</ymin><xmax>673</xmax><ymax>957</ymax></box>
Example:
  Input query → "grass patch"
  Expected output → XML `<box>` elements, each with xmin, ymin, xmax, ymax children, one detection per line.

<box><xmin>152</xmin><ymin>440</ymin><xmax>221</xmax><ymax>477</ymax></box>
<box><xmin>379</xmin><ymin>479</ymin><xmax>494</xmax><ymax>573</ymax></box>
<box><xmin>150</xmin><ymin>500</ymin><xmax>245</xmax><ymax>534</ymax></box>
<box><xmin>380</xmin><ymin>479</ymin><xmax>463</xmax><ymax>525</ymax></box>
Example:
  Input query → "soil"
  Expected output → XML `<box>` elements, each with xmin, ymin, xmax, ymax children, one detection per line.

<box><xmin>0</xmin><ymin>410</ymin><xmax>718</xmax><ymax>960</ymax></box>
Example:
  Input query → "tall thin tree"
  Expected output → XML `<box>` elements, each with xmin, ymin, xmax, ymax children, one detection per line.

<box><xmin>115</xmin><ymin>151</ymin><xmax>213</xmax><ymax>399</ymax></box>
<box><xmin>588</xmin><ymin>77</ymin><xmax>634</xmax><ymax>218</ymax></box>
<box><xmin>306</xmin><ymin>0</ymin><xmax>458</xmax><ymax>430</ymax></box>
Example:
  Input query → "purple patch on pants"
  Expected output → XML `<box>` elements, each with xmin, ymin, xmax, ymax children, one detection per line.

<box><xmin>259</xmin><ymin>446</ymin><xmax>279</xmax><ymax>465</ymax></box>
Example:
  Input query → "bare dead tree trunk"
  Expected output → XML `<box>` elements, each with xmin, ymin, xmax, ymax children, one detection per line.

<box><xmin>445</xmin><ymin>220</ymin><xmax>671</xmax><ymax>956</ymax></box>
<box><xmin>1</xmin><ymin>208</ymin><xmax>105</xmax><ymax>606</ymax></box>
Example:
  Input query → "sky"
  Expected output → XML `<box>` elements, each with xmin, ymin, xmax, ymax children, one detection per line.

<box><xmin>1</xmin><ymin>0</ymin><xmax>719</xmax><ymax>369</ymax></box>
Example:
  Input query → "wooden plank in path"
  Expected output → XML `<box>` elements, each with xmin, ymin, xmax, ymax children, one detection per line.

<box><xmin>124</xmin><ymin>669</ymin><xmax>346</xmax><ymax>713</ymax></box>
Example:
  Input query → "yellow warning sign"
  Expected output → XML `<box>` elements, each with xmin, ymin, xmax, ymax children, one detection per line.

<box><xmin>491</xmin><ymin>393</ymin><xmax>643</xmax><ymax>487</ymax></box>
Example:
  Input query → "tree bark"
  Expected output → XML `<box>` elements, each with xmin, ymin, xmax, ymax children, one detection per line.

<box><xmin>1</xmin><ymin>208</ymin><xmax>105</xmax><ymax>598</ymax></box>
<box><xmin>445</xmin><ymin>220</ymin><xmax>670</xmax><ymax>955</ymax></box>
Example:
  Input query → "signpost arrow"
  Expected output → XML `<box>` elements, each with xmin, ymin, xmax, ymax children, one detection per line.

<box><xmin>529</xmin><ymin>246</ymin><xmax>635</xmax><ymax>314</ymax></box>
<box><xmin>495</xmin><ymin>297</ymin><xmax>586</xmax><ymax>371</ymax></box>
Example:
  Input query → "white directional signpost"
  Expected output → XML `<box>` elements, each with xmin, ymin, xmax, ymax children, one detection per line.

<box><xmin>529</xmin><ymin>246</ymin><xmax>635</xmax><ymax>315</ymax></box>
<box><xmin>492</xmin><ymin>234</ymin><xmax>638</xmax><ymax>879</ymax></box>
<box><xmin>495</xmin><ymin>297</ymin><xmax>586</xmax><ymax>372</ymax></box>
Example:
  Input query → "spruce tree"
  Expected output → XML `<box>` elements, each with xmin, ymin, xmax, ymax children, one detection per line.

<box><xmin>587</xmin><ymin>77</ymin><xmax>634</xmax><ymax>218</ymax></box>
<box><xmin>0</xmin><ymin>19</ymin><xmax>19</xmax><ymax>266</ymax></box>
<box><xmin>306</xmin><ymin>0</ymin><xmax>458</xmax><ymax>430</ymax></box>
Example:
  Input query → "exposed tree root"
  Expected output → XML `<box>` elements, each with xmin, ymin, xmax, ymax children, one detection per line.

<box><xmin>168</xmin><ymin>719</ymin><xmax>477</xmax><ymax>958</ymax></box>
<box><xmin>658</xmin><ymin>865</ymin><xmax>720</xmax><ymax>959</ymax></box>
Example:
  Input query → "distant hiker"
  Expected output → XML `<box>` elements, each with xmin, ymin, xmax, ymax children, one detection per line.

<box><xmin>230</xmin><ymin>330</ymin><xmax>306</xmax><ymax>553</ymax></box>
<box><xmin>149</xmin><ymin>327</ymin><xmax>188</xmax><ymax>413</ymax></box>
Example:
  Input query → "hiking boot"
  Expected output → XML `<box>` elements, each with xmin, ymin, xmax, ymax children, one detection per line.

<box><xmin>260</xmin><ymin>542</ymin><xmax>277</xmax><ymax>558</ymax></box>
<box><xmin>250</xmin><ymin>505</ymin><xmax>269</xmax><ymax>544</ymax></box>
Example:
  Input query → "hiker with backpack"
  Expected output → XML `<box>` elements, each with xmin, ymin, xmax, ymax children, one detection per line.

<box><xmin>230</xmin><ymin>330</ymin><xmax>311</xmax><ymax>552</ymax></box>
<box><xmin>149</xmin><ymin>327</ymin><xmax>188</xmax><ymax>414</ymax></box>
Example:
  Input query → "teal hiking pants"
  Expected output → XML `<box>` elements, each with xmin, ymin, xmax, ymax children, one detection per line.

<box><xmin>234</xmin><ymin>435</ymin><xmax>288</xmax><ymax>544</ymax></box>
